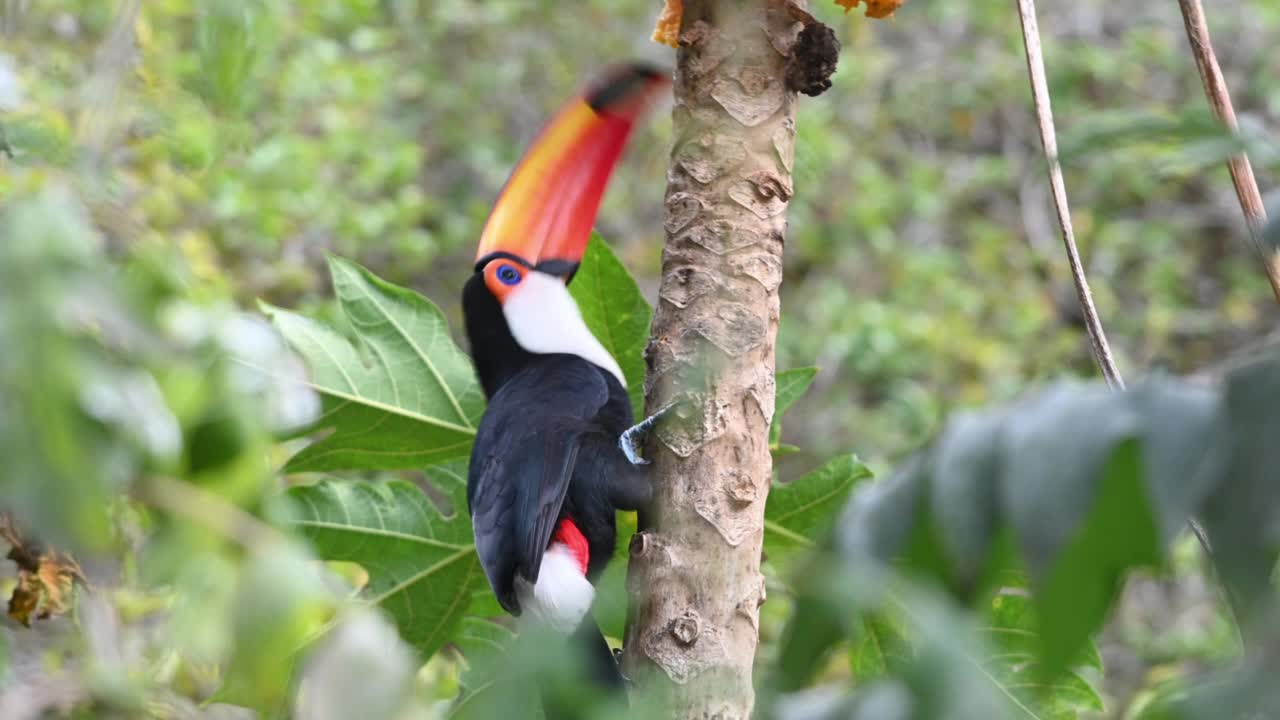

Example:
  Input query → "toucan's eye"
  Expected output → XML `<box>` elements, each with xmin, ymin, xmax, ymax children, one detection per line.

<box><xmin>496</xmin><ymin>264</ymin><xmax>521</xmax><ymax>286</ymax></box>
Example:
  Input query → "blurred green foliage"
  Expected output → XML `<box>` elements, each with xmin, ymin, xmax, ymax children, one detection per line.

<box><xmin>4</xmin><ymin>0</ymin><xmax>1278</xmax><ymax>465</ymax></box>
<box><xmin>2</xmin><ymin>0</ymin><xmax>1278</xmax><ymax>718</ymax></box>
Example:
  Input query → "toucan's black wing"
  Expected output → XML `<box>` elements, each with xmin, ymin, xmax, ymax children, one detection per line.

<box><xmin>466</xmin><ymin>355</ymin><xmax>611</xmax><ymax>614</ymax></box>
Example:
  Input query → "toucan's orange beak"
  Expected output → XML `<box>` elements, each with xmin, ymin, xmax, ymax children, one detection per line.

<box><xmin>475</xmin><ymin>63</ymin><xmax>670</xmax><ymax>271</ymax></box>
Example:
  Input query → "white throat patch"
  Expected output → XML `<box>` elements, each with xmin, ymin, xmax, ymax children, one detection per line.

<box><xmin>502</xmin><ymin>271</ymin><xmax>626</xmax><ymax>387</ymax></box>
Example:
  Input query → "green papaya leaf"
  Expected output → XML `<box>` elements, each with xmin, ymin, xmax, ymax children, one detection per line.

<box><xmin>771</xmin><ymin>367</ymin><xmax>819</xmax><ymax>452</ymax></box>
<box><xmin>568</xmin><ymin>234</ymin><xmax>652</xmax><ymax>416</ymax></box>
<box><xmin>465</xmin><ymin>585</ymin><xmax>505</xmax><ymax>619</ymax></box>
<box><xmin>840</xmin><ymin>587</ymin><xmax>1105</xmax><ymax>719</ymax></box>
<box><xmin>455</xmin><ymin>617</ymin><xmax>516</xmax><ymax>684</ymax></box>
<box><xmin>872</xmin><ymin>589</ymin><xmax>1035</xmax><ymax>720</ymax></box>
<box><xmin>766</xmin><ymin>454</ymin><xmax>872</xmax><ymax>554</ymax></box>
<box><xmin>450</xmin><ymin>618</ymin><xmax>540</xmax><ymax>720</ymax></box>
<box><xmin>264</xmin><ymin>255</ymin><xmax>484</xmax><ymax>472</ymax></box>
<box><xmin>287</xmin><ymin>461</ymin><xmax>482</xmax><ymax>659</ymax></box>
<box><xmin>982</xmin><ymin>590</ymin><xmax>1104</xmax><ymax>719</ymax></box>
<box><xmin>773</xmin><ymin>443</ymin><xmax>803</xmax><ymax>458</ymax></box>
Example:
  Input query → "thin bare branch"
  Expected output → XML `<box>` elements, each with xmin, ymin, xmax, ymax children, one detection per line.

<box><xmin>1176</xmin><ymin>0</ymin><xmax>1280</xmax><ymax>301</ymax></box>
<box><xmin>1017</xmin><ymin>0</ymin><xmax>1242</xmax><ymax>602</ymax></box>
<box><xmin>1014</xmin><ymin>0</ymin><xmax>1125</xmax><ymax>391</ymax></box>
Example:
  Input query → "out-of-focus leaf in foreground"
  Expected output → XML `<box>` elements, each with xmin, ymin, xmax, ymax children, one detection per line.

<box><xmin>0</xmin><ymin>186</ymin><xmax>122</xmax><ymax>549</ymax></box>
<box><xmin>214</xmin><ymin>543</ymin><xmax>335</xmax><ymax>713</ymax></box>
<box><xmin>295</xmin><ymin>608</ymin><xmax>417</xmax><ymax>720</ymax></box>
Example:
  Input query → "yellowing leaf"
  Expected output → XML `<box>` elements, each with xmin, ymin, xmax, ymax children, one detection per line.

<box><xmin>835</xmin><ymin>0</ymin><xmax>906</xmax><ymax>19</ymax></box>
<box><xmin>652</xmin><ymin>0</ymin><xmax>682</xmax><ymax>47</ymax></box>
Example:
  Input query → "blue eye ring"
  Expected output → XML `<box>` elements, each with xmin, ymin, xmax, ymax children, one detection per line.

<box><xmin>496</xmin><ymin>264</ymin><xmax>521</xmax><ymax>286</ymax></box>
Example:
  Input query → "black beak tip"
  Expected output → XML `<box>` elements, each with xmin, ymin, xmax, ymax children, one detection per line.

<box><xmin>585</xmin><ymin>61</ymin><xmax>672</xmax><ymax>112</ymax></box>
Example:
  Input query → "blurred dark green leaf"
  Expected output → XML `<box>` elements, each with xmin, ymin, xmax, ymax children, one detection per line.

<box><xmin>848</xmin><ymin>612</ymin><xmax>911</xmax><ymax>681</ymax></box>
<box><xmin>1058</xmin><ymin>110</ymin><xmax>1243</xmax><ymax>164</ymax></box>
<box><xmin>1199</xmin><ymin>356</ymin><xmax>1280</xmax><ymax>624</ymax></box>
<box><xmin>792</xmin><ymin>354</ymin><xmax>1280</xmax><ymax>715</ymax></box>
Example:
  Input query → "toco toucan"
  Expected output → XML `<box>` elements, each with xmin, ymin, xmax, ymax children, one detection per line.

<box><xmin>461</xmin><ymin>63</ymin><xmax>670</xmax><ymax>688</ymax></box>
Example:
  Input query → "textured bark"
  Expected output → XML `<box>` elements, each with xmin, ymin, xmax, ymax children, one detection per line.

<box><xmin>622</xmin><ymin>1</ymin><xmax>800</xmax><ymax>716</ymax></box>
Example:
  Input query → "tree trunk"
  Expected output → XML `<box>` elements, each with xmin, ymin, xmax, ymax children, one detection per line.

<box><xmin>622</xmin><ymin>1</ymin><xmax>800</xmax><ymax>716</ymax></box>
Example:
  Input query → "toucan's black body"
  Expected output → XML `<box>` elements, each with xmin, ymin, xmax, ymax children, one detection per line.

<box><xmin>462</xmin><ymin>272</ymin><xmax>646</xmax><ymax>608</ymax></box>
<box><xmin>462</xmin><ymin>266</ymin><xmax>648</xmax><ymax>693</ymax></box>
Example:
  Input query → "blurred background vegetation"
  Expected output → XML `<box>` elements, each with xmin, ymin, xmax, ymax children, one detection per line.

<box><xmin>7</xmin><ymin>0</ymin><xmax>1278</xmax><ymax>464</ymax></box>
<box><xmin>1</xmin><ymin>0</ymin><xmax>1277</xmax><ymax>717</ymax></box>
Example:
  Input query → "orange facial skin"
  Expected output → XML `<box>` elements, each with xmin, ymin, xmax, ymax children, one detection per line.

<box><xmin>482</xmin><ymin>258</ymin><xmax>528</xmax><ymax>304</ymax></box>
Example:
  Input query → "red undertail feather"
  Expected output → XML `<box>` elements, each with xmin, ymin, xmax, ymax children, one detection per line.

<box><xmin>552</xmin><ymin>519</ymin><xmax>590</xmax><ymax>575</ymax></box>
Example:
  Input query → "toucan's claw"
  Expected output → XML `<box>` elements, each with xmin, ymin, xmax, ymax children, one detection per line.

<box><xmin>619</xmin><ymin>401</ymin><xmax>678</xmax><ymax>466</ymax></box>
<box><xmin>620</xmin><ymin>429</ymin><xmax>649</xmax><ymax>466</ymax></box>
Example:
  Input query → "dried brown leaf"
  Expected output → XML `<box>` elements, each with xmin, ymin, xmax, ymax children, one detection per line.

<box><xmin>2</xmin><ymin>514</ymin><xmax>85</xmax><ymax>626</ymax></box>
<box><xmin>834</xmin><ymin>0</ymin><xmax>906</xmax><ymax>19</ymax></box>
<box><xmin>653</xmin><ymin>0</ymin><xmax>683</xmax><ymax>47</ymax></box>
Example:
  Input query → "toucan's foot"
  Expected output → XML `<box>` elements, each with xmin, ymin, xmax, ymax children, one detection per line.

<box><xmin>619</xmin><ymin>429</ymin><xmax>649</xmax><ymax>466</ymax></box>
<box><xmin>619</xmin><ymin>401</ymin><xmax>677</xmax><ymax>466</ymax></box>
